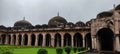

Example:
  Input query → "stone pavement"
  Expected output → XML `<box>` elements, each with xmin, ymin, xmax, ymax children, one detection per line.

<box><xmin>84</xmin><ymin>52</ymin><xmax>116</xmax><ymax>54</ymax></box>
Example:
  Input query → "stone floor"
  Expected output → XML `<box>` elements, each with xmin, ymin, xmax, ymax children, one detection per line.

<box><xmin>84</xmin><ymin>52</ymin><xmax>116</xmax><ymax>54</ymax></box>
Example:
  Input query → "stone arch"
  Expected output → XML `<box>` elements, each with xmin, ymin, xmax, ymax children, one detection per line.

<box><xmin>13</xmin><ymin>34</ymin><xmax>16</xmax><ymax>45</ymax></box>
<box><xmin>1</xmin><ymin>34</ymin><xmax>6</xmax><ymax>44</ymax></box>
<box><xmin>85</xmin><ymin>33</ymin><xmax>92</xmax><ymax>50</ymax></box>
<box><xmin>45</xmin><ymin>34</ymin><xmax>51</xmax><ymax>47</ymax></box>
<box><xmin>54</xmin><ymin>33</ymin><xmax>61</xmax><ymax>47</ymax></box>
<box><xmin>38</xmin><ymin>34</ymin><xmax>43</xmax><ymax>46</ymax></box>
<box><xmin>74</xmin><ymin>33</ymin><xmax>83</xmax><ymax>47</ymax></box>
<box><xmin>8</xmin><ymin>35</ymin><xmax>11</xmax><ymax>44</ymax></box>
<box><xmin>31</xmin><ymin>34</ymin><xmax>36</xmax><ymax>46</ymax></box>
<box><xmin>64</xmin><ymin>33</ymin><xmax>71</xmax><ymax>47</ymax></box>
<box><xmin>24</xmin><ymin>34</ymin><xmax>28</xmax><ymax>45</ymax></box>
<box><xmin>18</xmin><ymin>34</ymin><xmax>22</xmax><ymax>45</ymax></box>
<box><xmin>97</xmin><ymin>28</ymin><xmax>114</xmax><ymax>51</ymax></box>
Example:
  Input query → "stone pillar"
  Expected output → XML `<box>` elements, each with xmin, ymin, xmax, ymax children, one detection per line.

<box><xmin>35</xmin><ymin>34</ymin><xmax>38</xmax><ymax>46</ymax></box>
<box><xmin>92</xmin><ymin>36</ymin><xmax>96</xmax><ymax>49</ymax></box>
<box><xmin>83</xmin><ymin>39</ymin><xmax>85</xmax><ymax>47</ymax></box>
<box><xmin>96</xmin><ymin>37</ymin><xmax>100</xmax><ymax>51</ymax></box>
<box><xmin>16</xmin><ymin>34</ymin><xmax>19</xmax><ymax>45</ymax></box>
<box><xmin>115</xmin><ymin>34</ymin><xmax>120</xmax><ymax>51</ymax></box>
<box><xmin>71</xmin><ymin>36</ymin><xmax>74</xmax><ymax>47</ymax></box>
<box><xmin>10</xmin><ymin>34</ymin><xmax>14</xmax><ymax>45</ymax></box>
<box><xmin>51</xmin><ymin>34</ymin><xmax>55</xmax><ymax>47</ymax></box>
<box><xmin>21</xmin><ymin>34</ymin><xmax>24</xmax><ymax>46</ymax></box>
<box><xmin>5</xmin><ymin>35</ymin><xmax>9</xmax><ymax>44</ymax></box>
<box><xmin>61</xmin><ymin>35</ymin><xmax>64</xmax><ymax>47</ymax></box>
<box><xmin>0</xmin><ymin>35</ymin><xmax>1</xmax><ymax>44</ymax></box>
<box><xmin>42</xmin><ymin>34</ymin><xmax>45</xmax><ymax>47</ymax></box>
<box><xmin>27</xmin><ymin>34</ymin><xmax>31</xmax><ymax>46</ymax></box>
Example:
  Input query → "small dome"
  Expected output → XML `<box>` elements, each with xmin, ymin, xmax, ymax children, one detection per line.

<box><xmin>115</xmin><ymin>4</ymin><xmax>120</xmax><ymax>10</ymax></box>
<box><xmin>67</xmin><ymin>22</ymin><xmax>74</xmax><ymax>25</ymax></box>
<box><xmin>97</xmin><ymin>11</ymin><xmax>113</xmax><ymax>18</ymax></box>
<box><xmin>66</xmin><ymin>22</ymin><xmax>74</xmax><ymax>27</ymax></box>
<box><xmin>48</xmin><ymin>15</ymin><xmax>67</xmax><ymax>27</ymax></box>
<box><xmin>14</xmin><ymin>18</ymin><xmax>32</xmax><ymax>28</ymax></box>
<box><xmin>75</xmin><ymin>21</ymin><xmax>85</xmax><ymax>27</ymax></box>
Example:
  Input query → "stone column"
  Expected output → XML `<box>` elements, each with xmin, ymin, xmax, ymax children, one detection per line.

<box><xmin>71</xmin><ymin>36</ymin><xmax>74</xmax><ymax>47</ymax></box>
<box><xmin>35</xmin><ymin>34</ymin><xmax>38</xmax><ymax>46</ymax></box>
<box><xmin>51</xmin><ymin>34</ymin><xmax>55</xmax><ymax>47</ymax></box>
<box><xmin>42</xmin><ymin>34</ymin><xmax>45</xmax><ymax>47</ymax></box>
<box><xmin>27</xmin><ymin>34</ymin><xmax>31</xmax><ymax>46</ymax></box>
<box><xmin>21</xmin><ymin>34</ymin><xmax>24</xmax><ymax>46</ymax></box>
<box><xmin>83</xmin><ymin>39</ymin><xmax>85</xmax><ymax>47</ymax></box>
<box><xmin>16</xmin><ymin>34</ymin><xmax>19</xmax><ymax>45</ymax></box>
<box><xmin>10</xmin><ymin>34</ymin><xmax>14</xmax><ymax>45</ymax></box>
<box><xmin>96</xmin><ymin>37</ymin><xmax>100</xmax><ymax>51</ymax></box>
<box><xmin>115</xmin><ymin>34</ymin><xmax>120</xmax><ymax>51</ymax></box>
<box><xmin>5</xmin><ymin>35</ymin><xmax>9</xmax><ymax>44</ymax></box>
<box><xmin>92</xmin><ymin>36</ymin><xmax>96</xmax><ymax>49</ymax></box>
<box><xmin>61</xmin><ymin>35</ymin><xmax>64</xmax><ymax>47</ymax></box>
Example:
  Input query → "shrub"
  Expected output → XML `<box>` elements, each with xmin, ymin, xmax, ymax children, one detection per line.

<box><xmin>37</xmin><ymin>49</ymin><xmax>48</xmax><ymax>54</ymax></box>
<box><xmin>78</xmin><ymin>47</ymin><xmax>85</xmax><ymax>52</ymax></box>
<box><xmin>0</xmin><ymin>48</ymin><xmax>13</xmax><ymax>54</ymax></box>
<box><xmin>2</xmin><ymin>51</ymin><xmax>13</xmax><ymax>54</ymax></box>
<box><xmin>73</xmin><ymin>47</ymin><xmax>77</xmax><ymax>53</ymax></box>
<box><xmin>64</xmin><ymin>46</ymin><xmax>71</xmax><ymax>54</ymax></box>
<box><xmin>56</xmin><ymin>48</ymin><xmax>63</xmax><ymax>54</ymax></box>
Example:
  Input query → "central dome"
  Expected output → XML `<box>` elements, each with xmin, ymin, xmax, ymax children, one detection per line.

<box><xmin>14</xmin><ymin>18</ymin><xmax>32</xmax><ymax>28</ymax></box>
<box><xmin>48</xmin><ymin>14</ymin><xmax>67</xmax><ymax>27</ymax></box>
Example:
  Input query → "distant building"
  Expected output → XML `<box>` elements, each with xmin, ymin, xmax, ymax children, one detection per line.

<box><xmin>0</xmin><ymin>4</ymin><xmax>120</xmax><ymax>52</ymax></box>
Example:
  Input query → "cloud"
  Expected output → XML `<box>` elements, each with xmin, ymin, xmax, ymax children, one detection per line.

<box><xmin>0</xmin><ymin>0</ymin><xmax>119</xmax><ymax>27</ymax></box>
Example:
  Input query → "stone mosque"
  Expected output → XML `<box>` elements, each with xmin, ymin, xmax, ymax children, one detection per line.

<box><xmin>0</xmin><ymin>4</ymin><xmax>120</xmax><ymax>52</ymax></box>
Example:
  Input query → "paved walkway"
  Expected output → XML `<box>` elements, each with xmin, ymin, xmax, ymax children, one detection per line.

<box><xmin>84</xmin><ymin>52</ymin><xmax>98</xmax><ymax>54</ymax></box>
<box><xmin>84</xmin><ymin>52</ymin><xmax>116</xmax><ymax>54</ymax></box>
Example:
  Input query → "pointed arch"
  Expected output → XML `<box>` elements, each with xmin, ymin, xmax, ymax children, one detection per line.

<box><xmin>8</xmin><ymin>35</ymin><xmax>11</xmax><ymax>44</ymax></box>
<box><xmin>24</xmin><ymin>34</ymin><xmax>28</xmax><ymax>45</ymax></box>
<box><xmin>74</xmin><ymin>33</ymin><xmax>83</xmax><ymax>47</ymax></box>
<box><xmin>97</xmin><ymin>28</ymin><xmax>114</xmax><ymax>51</ymax></box>
<box><xmin>18</xmin><ymin>34</ymin><xmax>22</xmax><ymax>45</ymax></box>
<box><xmin>85</xmin><ymin>33</ymin><xmax>92</xmax><ymax>50</ymax></box>
<box><xmin>1</xmin><ymin>34</ymin><xmax>6</xmax><ymax>44</ymax></box>
<box><xmin>45</xmin><ymin>34</ymin><xmax>51</xmax><ymax>47</ymax></box>
<box><xmin>54</xmin><ymin>33</ymin><xmax>61</xmax><ymax>47</ymax></box>
<box><xmin>31</xmin><ymin>34</ymin><xmax>36</xmax><ymax>46</ymax></box>
<box><xmin>64</xmin><ymin>33</ymin><xmax>71</xmax><ymax>47</ymax></box>
<box><xmin>38</xmin><ymin>34</ymin><xmax>43</xmax><ymax>46</ymax></box>
<box><xmin>13</xmin><ymin>34</ymin><xmax>16</xmax><ymax>45</ymax></box>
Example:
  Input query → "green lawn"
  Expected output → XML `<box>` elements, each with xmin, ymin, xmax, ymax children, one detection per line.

<box><xmin>0</xmin><ymin>45</ymin><xmax>75</xmax><ymax>54</ymax></box>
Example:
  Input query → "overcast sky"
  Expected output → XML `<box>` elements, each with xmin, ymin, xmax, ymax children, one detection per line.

<box><xmin>0</xmin><ymin>0</ymin><xmax>120</xmax><ymax>27</ymax></box>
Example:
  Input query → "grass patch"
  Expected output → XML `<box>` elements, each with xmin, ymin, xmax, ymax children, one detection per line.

<box><xmin>0</xmin><ymin>45</ymin><xmax>87</xmax><ymax>54</ymax></box>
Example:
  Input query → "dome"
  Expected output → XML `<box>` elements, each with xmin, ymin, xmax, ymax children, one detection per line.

<box><xmin>14</xmin><ymin>18</ymin><xmax>32</xmax><ymax>27</ymax></box>
<box><xmin>48</xmin><ymin>14</ymin><xmax>67</xmax><ymax>27</ymax></box>
<box><xmin>75</xmin><ymin>21</ymin><xmax>85</xmax><ymax>27</ymax></box>
<box><xmin>67</xmin><ymin>22</ymin><xmax>74</xmax><ymax>25</ymax></box>
<box><xmin>66</xmin><ymin>22</ymin><xmax>74</xmax><ymax>27</ymax></box>
<box><xmin>97</xmin><ymin>11</ymin><xmax>113</xmax><ymax>18</ymax></box>
<box><xmin>115</xmin><ymin>4</ymin><xmax>120</xmax><ymax>10</ymax></box>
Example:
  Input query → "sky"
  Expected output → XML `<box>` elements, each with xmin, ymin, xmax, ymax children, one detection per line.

<box><xmin>0</xmin><ymin>0</ymin><xmax>120</xmax><ymax>27</ymax></box>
